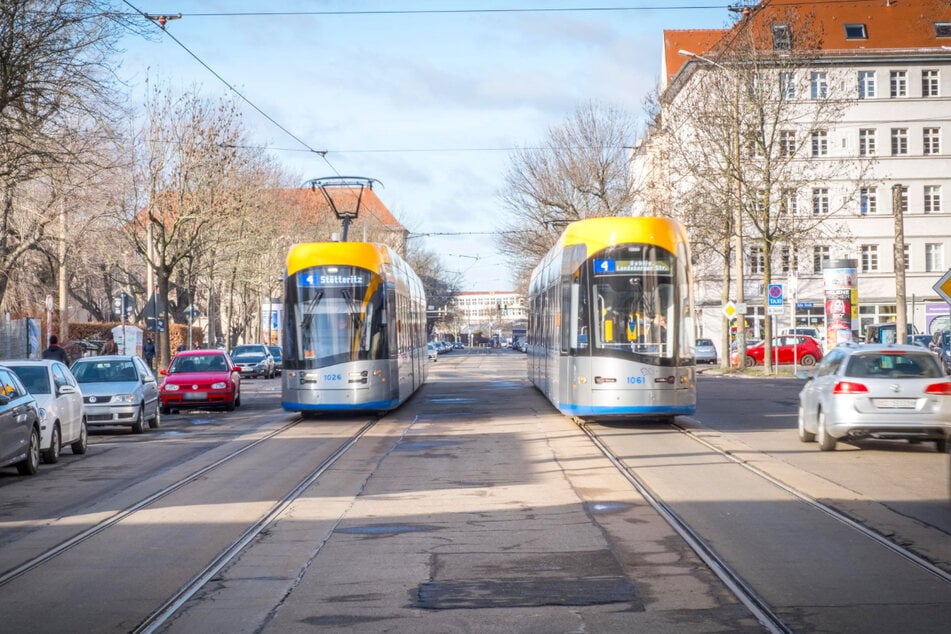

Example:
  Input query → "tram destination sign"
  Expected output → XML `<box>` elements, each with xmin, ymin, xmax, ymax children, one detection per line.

<box><xmin>299</xmin><ymin>272</ymin><xmax>366</xmax><ymax>287</ymax></box>
<box><xmin>593</xmin><ymin>259</ymin><xmax>671</xmax><ymax>274</ymax></box>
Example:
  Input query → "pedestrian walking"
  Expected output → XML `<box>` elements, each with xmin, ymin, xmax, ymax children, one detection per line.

<box><xmin>100</xmin><ymin>332</ymin><xmax>118</xmax><ymax>355</ymax></box>
<box><xmin>42</xmin><ymin>335</ymin><xmax>69</xmax><ymax>364</ymax></box>
<box><xmin>143</xmin><ymin>336</ymin><xmax>156</xmax><ymax>369</ymax></box>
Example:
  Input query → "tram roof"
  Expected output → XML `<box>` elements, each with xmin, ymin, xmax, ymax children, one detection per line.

<box><xmin>558</xmin><ymin>216</ymin><xmax>686</xmax><ymax>255</ymax></box>
<box><xmin>286</xmin><ymin>242</ymin><xmax>394</xmax><ymax>277</ymax></box>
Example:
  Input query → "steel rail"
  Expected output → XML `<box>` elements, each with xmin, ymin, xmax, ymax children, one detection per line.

<box><xmin>0</xmin><ymin>418</ymin><xmax>303</xmax><ymax>587</ymax></box>
<box><xmin>577</xmin><ymin>420</ymin><xmax>791</xmax><ymax>634</ymax></box>
<box><xmin>673</xmin><ymin>421</ymin><xmax>951</xmax><ymax>584</ymax></box>
<box><xmin>132</xmin><ymin>418</ymin><xmax>377</xmax><ymax>634</ymax></box>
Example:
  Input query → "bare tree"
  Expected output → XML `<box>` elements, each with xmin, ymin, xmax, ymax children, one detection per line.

<box><xmin>497</xmin><ymin>100</ymin><xmax>639</xmax><ymax>285</ymax></box>
<box><xmin>0</xmin><ymin>0</ymin><xmax>132</xmax><ymax>308</ymax></box>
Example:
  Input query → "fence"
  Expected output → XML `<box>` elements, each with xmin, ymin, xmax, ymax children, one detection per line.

<box><xmin>0</xmin><ymin>315</ymin><xmax>41</xmax><ymax>360</ymax></box>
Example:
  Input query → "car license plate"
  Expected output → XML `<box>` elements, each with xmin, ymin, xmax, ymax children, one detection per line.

<box><xmin>184</xmin><ymin>392</ymin><xmax>207</xmax><ymax>401</ymax></box>
<box><xmin>874</xmin><ymin>398</ymin><xmax>916</xmax><ymax>409</ymax></box>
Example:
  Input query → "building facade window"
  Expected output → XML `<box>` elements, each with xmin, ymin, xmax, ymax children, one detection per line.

<box><xmin>890</xmin><ymin>128</ymin><xmax>908</xmax><ymax>155</ymax></box>
<box><xmin>922</xmin><ymin>70</ymin><xmax>939</xmax><ymax>97</ymax></box>
<box><xmin>903</xmin><ymin>244</ymin><xmax>911</xmax><ymax>272</ymax></box>
<box><xmin>780</xmin><ymin>188</ymin><xmax>798</xmax><ymax>215</ymax></box>
<box><xmin>813</xmin><ymin>246</ymin><xmax>830</xmax><ymax>272</ymax></box>
<box><xmin>859</xmin><ymin>128</ymin><xmax>876</xmax><ymax>156</ymax></box>
<box><xmin>926</xmin><ymin>243</ymin><xmax>944</xmax><ymax>272</ymax></box>
<box><xmin>812</xmin><ymin>188</ymin><xmax>829</xmax><ymax>215</ymax></box>
<box><xmin>810</xmin><ymin>71</ymin><xmax>828</xmax><ymax>99</ymax></box>
<box><xmin>772</xmin><ymin>24</ymin><xmax>792</xmax><ymax>50</ymax></box>
<box><xmin>861</xmin><ymin>244</ymin><xmax>879</xmax><ymax>272</ymax></box>
<box><xmin>781</xmin><ymin>246</ymin><xmax>798</xmax><ymax>273</ymax></box>
<box><xmin>749</xmin><ymin>245</ymin><xmax>765</xmax><ymax>274</ymax></box>
<box><xmin>858</xmin><ymin>70</ymin><xmax>876</xmax><ymax>98</ymax></box>
<box><xmin>779</xmin><ymin>71</ymin><xmax>796</xmax><ymax>99</ymax></box>
<box><xmin>860</xmin><ymin>187</ymin><xmax>877</xmax><ymax>215</ymax></box>
<box><xmin>924</xmin><ymin>185</ymin><xmax>942</xmax><ymax>213</ymax></box>
<box><xmin>811</xmin><ymin>130</ymin><xmax>828</xmax><ymax>157</ymax></box>
<box><xmin>779</xmin><ymin>130</ymin><xmax>796</xmax><ymax>157</ymax></box>
<box><xmin>890</xmin><ymin>70</ymin><xmax>907</xmax><ymax>97</ymax></box>
<box><xmin>923</xmin><ymin>127</ymin><xmax>941</xmax><ymax>155</ymax></box>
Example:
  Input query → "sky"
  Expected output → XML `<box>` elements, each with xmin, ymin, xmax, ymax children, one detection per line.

<box><xmin>116</xmin><ymin>1</ymin><xmax>735</xmax><ymax>291</ymax></box>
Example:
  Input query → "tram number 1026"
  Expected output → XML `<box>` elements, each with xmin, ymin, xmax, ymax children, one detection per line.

<box><xmin>324</xmin><ymin>373</ymin><xmax>342</xmax><ymax>382</ymax></box>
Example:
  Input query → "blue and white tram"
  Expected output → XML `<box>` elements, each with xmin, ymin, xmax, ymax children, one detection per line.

<box><xmin>528</xmin><ymin>216</ymin><xmax>696</xmax><ymax>420</ymax></box>
<box><xmin>281</xmin><ymin>241</ymin><xmax>428</xmax><ymax>413</ymax></box>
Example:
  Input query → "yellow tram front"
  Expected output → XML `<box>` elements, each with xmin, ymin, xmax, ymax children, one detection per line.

<box><xmin>529</xmin><ymin>217</ymin><xmax>697</xmax><ymax>419</ymax></box>
<box><xmin>281</xmin><ymin>242</ymin><xmax>415</xmax><ymax>413</ymax></box>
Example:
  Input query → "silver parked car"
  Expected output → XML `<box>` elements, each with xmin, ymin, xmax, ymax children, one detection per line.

<box><xmin>70</xmin><ymin>356</ymin><xmax>160</xmax><ymax>434</ymax></box>
<box><xmin>695</xmin><ymin>338</ymin><xmax>718</xmax><ymax>365</ymax></box>
<box><xmin>6</xmin><ymin>360</ymin><xmax>87</xmax><ymax>463</ymax></box>
<box><xmin>798</xmin><ymin>344</ymin><xmax>951</xmax><ymax>452</ymax></box>
<box><xmin>230</xmin><ymin>344</ymin><xmax>275</xmax><ymax>379</ymax></box>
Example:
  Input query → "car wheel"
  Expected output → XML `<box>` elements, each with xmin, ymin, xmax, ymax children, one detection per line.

<box><xmin>17</xmin><ymin>426</ymin><xmax>40</xmax><ymax>475</ymax></box>
<box><xmin>131</xmin><ymin>408</ymin><xmax>146</xmax><ymax>434</ymax></box>
<box><xmin>817</xmin><ymin>410</ymin><xmax>836</xmax><ymax>451</ymax></box>
<box><xmin>161</xmin><ymin>405</ymin><xmax>171</xmax><ymax>416</ymax></box>
<box><xmin>744</xmin><ymin>355</ymin><xmax>756</xmax><ymax>368</ymax></box>
<box><xmin>149</xmin><ymin>407</ymin><xmax>161</xmax><ymax>429</ymax></box>
<box><xmin>936</xmin><ymin>437</ymin><xmax>949</xmax><ymax>453</ymax></box>
<box><xmin>797</xmin><ymin>407</ymin><xmax>815</xmax><ymax>442</ymax></box>
<box><xmin>42</xmin><ymin>423</ymin><xmax>61</xmax><ymax>464</ymax></box>
<box><xmin>235</xmin><ymin>392</ymin><xmax>241</xmax><ymax>407</ymax></box>
<box><xmin>226</xmin><ymin>393</ymin><xmax>236</xmax><ymax>411</ymax></box>
<box><xmin>71</xmin><ymin>419</ymin><xmax>88</xmax><ymax>455</ymax></box>
<box><xmin>801</xmin><ymin>354</ymin><xmax>817</xmax><ymax>366</ymax></box>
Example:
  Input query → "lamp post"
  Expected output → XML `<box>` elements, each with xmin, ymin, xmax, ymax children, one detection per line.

<box><xmin>679</xmin><ymin>49</ymin><xmax>747</xmax><ymax>364</ymax></box>
<box><xmin>303</xmin><ymin>176</ymin><xmax>382</xmax><ymax>242</ymax></box>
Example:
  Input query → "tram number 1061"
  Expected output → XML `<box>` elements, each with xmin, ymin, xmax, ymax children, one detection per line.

<box><xmin>627</xmin><ymin>376</ymin><xmax>647</xmax><ymax>385</ymax></box>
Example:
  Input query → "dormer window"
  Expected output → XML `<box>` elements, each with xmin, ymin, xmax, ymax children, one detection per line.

<box><xmin>844</xmin><ymin>24</ymin><xmax>868</xmax><ymax>40</ymax></box>
<box><xmin>935</xmin><ymin>22</ymin><xmax>951</xmax><ymax>38</ymax></box>
<box><xmin>772</xmin><ymin>24</ymin><xmax>792</xmax><ymax>50</ymax></box>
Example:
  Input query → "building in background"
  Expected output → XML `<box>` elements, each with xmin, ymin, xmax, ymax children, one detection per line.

<box><xmin>632</xmin><ymin>0</ymin><xmax>951</xmax><ymax>349</ymax></box>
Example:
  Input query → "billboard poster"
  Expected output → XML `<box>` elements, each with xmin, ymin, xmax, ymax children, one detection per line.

<box><xmin>823</xmin><ymin>259</ymin><xmax>858</xmax><ymax>350</ymax></box>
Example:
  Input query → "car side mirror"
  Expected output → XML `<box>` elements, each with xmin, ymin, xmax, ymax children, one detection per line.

<box><xmin>0</xmin><ymin>394</ymin><xmax>9</xmax><ymax>406</ymax></box>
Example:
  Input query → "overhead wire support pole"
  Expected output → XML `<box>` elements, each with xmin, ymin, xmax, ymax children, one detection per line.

<box><xmin>303</xmin><ymin>176</ymin><xmax>382</xmax><ymax>243</ymax></box>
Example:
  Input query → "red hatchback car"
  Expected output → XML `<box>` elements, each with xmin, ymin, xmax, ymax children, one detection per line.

<box><xmin>732</xmin><ymin>335</ymin><xmax>824</xmax><ymax>368</ymax></box>
<box><xmin>159</xmin><ymin>350</ymin><xmax>241</xmax><ymax>414</ymax></box>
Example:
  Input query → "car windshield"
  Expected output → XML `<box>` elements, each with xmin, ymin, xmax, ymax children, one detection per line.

<box><xmin>268</xmin><ymin>347</ymin><xmax>282</xmax><ymax>359</ymax></box>
<box><xmin>845</xmin><ymin>352</ymin><xmax>943</xmax><ymax>379</ymax></box>
<box><xmin>8</xmin><ymin>366</ymin><xmax>51</xmax><ymax>395</ymax></box>
<box><xmin>72</xmin><ymin>360</ymin><xmax>138</xmax><ymax>382</ymax></box>
<box><xmin>232</xmin><ymin>345</ymin><xmax>264</xmax><ymax>356</ymax></box>
<box><xmin>234</xmin><ymin>353</ymin><xmax>265</xmax><ymax>362</ymax></box>
<box><xmin>169</xmin><ymin>354</ymin><xmax>228</xmax><ymax>373</ymax></box>
<box><xmin>697</xmin><ymin>339</ymin><xmax>714</xmax><ymax>346</ymax></box>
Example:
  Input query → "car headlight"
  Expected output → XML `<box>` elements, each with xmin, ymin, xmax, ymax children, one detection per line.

<box><xmin>164</xmin><ymin>383</ymin><xmax>181</xmax><ymax>391</ymax></box>
<box><xmin>112</xmin><ymin>394</ymin><xmax>137</xmax><ymax>404</ymax></box>
<box><xmin>38</xmin><ymin>407</ymin><xmax>48</xmax><ymax>423</ymax></box>
<box><xmin>211</xmin><ymin>381</ymin><xmax>227</xmax><ymax>389</ymax></box>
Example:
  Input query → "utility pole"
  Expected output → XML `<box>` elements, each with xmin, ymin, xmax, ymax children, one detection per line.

<box><xmin>893</xmin><ymin>184</ymin><xmax>907</xmax><ymax>342</ymax></box>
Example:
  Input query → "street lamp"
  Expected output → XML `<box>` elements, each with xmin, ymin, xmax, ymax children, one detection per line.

<box><xmin>303</xmin><ymin>176</ymin><xmax>382</xmax><ymax>242</ymax></box>
<box><xmin>679</xmin><ymin>49</ymin><xmax>747</xmax><ymax>364</ymax></box>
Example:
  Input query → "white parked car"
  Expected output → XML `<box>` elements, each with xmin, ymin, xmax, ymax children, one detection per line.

<box><xmin>6</xmin><ymin>360</ymin><xmax>87</xmax><ymax>463</ymax></box>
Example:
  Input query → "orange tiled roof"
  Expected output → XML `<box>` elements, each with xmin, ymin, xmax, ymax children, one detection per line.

<box><xmin>272</xmin><ymin>187</ymin><xmax>403</xmax><ymax>229</ymax></box>
<box><xmin>664</xmin><ymin>0</ymin><xmax>951</xmax><ymax>86</ymax></box>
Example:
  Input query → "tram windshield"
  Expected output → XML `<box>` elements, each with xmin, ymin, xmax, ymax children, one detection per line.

<box><xmin>286</xmin><ymin>265</ymin><xmax>387</xmax><ymax>368</ymax></box>
<box><xmin>581</xmin><ymin>244</ymin><xmax>679</xmax><ymax>361</ymax></box>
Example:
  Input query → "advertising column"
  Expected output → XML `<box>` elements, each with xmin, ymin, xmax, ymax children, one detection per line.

<box><xmin>823</xmin><ymin>259</ymin><xmax>858</xmax><ymax>350</ymax></box>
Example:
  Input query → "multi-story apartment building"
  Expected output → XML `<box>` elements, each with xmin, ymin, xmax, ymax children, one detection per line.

<box><xmin>632</xmin><ymin>0</ymin><xmax>951</xmax><ymax>349</ymax></box>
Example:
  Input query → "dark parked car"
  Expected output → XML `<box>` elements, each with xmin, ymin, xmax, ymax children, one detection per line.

<box><xmin>0</xmin><ymin>365</ymin><xmax>42</xmax><ymax>475</ymax></box>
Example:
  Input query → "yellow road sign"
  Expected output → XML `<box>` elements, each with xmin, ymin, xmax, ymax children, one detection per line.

<box><xmin>934</xmin><ymin>269</ymin><xmax>951</xmax><ymax>303</ymax></box>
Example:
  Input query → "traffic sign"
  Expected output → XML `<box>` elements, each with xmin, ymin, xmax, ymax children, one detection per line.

<box><xmin>722</xmin><ymin>301</ymin><xmax>736</xmax><ymax>319</ymax></box>
<box><xmin>933</xmin><ymin>269</ymin><xmax>951</xmax><ymax>303</ymax></box>
<box><xmin>767</xmin><ymin>283</ymin><xmax>783</xmax><ymax>306</ymax></box>
<box><xmin>767</xmin><ymin>305</ymin><xmax>785</xmax><ymax>316</ymax></box>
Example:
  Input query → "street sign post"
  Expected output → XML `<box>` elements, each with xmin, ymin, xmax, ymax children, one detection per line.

<box><xmin>933</xmin><ymin>269</ymin><xmax>951</xmax><ymax>304</ymax></box>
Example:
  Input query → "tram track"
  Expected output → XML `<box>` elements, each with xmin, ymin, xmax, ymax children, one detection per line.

<box><xmin>0</xmin><ymin>414</ymin><xmax>377</xmax><ymax>617</ymax></box>
<box><xmin>578</xmin><ymin>418</ymin><xmax>951</xmax><ymax>634</ymax></box>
